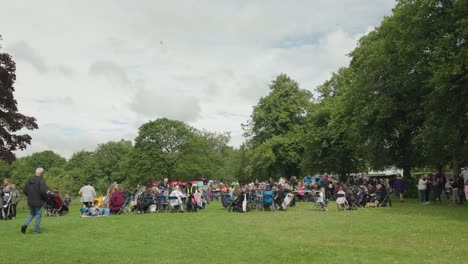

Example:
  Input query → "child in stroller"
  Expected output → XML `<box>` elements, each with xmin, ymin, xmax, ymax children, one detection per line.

<box><xmin>45</xmin><ymin>191</ymin><xmax>69</xmax><ymax>216</ymax></box>
<box><xmin>2</xmin><ymin>185</ymin><xmax>12</xmax><ymax>220</ymax></box>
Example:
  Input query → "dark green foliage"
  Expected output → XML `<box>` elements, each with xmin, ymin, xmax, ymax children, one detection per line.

<box><xmin>0</xmin><ymin>35</ymin><xmax>38</xmax><ymax>161</ymax></box>
<box><xmin>243</xmin><ymin>74</ymin><xmax>312</xmax><ymax>179</ymax></box>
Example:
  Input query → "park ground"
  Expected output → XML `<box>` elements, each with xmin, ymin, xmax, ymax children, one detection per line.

<box><xmin>0</xmin><ymin>198</ymin><xmax>467</xmax><ymax>264</ymax></box>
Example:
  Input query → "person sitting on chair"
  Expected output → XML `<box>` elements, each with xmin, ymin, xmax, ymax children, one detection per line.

<box><xmin>108</xmin><ymin>187</ymin><xmax>125</xmax><ymax>214</ymax></box>
<box><xmin>169</xmin><ymin>186</ymin><xmax>186</xmax><ymax>212</ymax></box>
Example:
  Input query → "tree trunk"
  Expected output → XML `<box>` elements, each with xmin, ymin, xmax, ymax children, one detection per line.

<box><xmin>402</xmin><ymin>165</ymin><xmax>411</xmax><ymax>179</ymax></box>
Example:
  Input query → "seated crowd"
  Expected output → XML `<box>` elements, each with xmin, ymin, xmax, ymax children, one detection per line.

<box><xmin>77</xmin><ymin>171</ymin><xmax>468</xmax><ymax>217</ymax></box>
<box><xmin>79</xmin><ymin>179</ymin><xmax>209</xmax><ymax>217</ymax></box>
<box><xmin>204</xmin><ymin>174</ymin><xmax>393</xmax><ymax>212</ymax></box>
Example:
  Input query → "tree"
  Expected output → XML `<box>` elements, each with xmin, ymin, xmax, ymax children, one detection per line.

<box><xmin>94</xmin><ymin>140</ymin><xmax>133</xmax><ymax>183</ymax></box>
<box><xmin>302</xmin><ymin>68</ymin><xmax>367</xmax><ymax>180</ymax></box>
<box><xmin>344</xmin><ymin>0</ymin><xmax>445</xmax><ymax>178</ymax></box>
<box><xmin>26</xmin><ymin>150</ymin><xmax>66</xmax><ymax>170</ymax></box>
<box><xmin>0</xmin><ymin>35</ymin><xmax>38</xmax><ymax>161</ymax></box>
<box><xmin>243</xmin><ymin>74</ymin><xmax>312</xmax><ymax>178</ymax></box>
<box><xmin>9</xmin><ymin>158</ymin><xmax>35</xmax><ymax>187</ymax></box>
<box><xmin>419</xmin><ymin>0</ymin><xmax>468</xmax><ymax>175</ymax></box>
<box><xmin>0</xmin><ymin>159</ymin><xmax>12</xmax><ymax>178</ymax></box>
<box><xmin>133</xmin><ymin>118</ymin><xmax>195</xmax><ymax>182</ymax></box>
<box><xmin>66</xmin><ymin>150</ymin><xmax>103</xmax><ymax>190</ymax></box>
<box><xmin>244</xmin><ymin>74</ymin><xmax>311</xmax><ymax>147</ymax></box>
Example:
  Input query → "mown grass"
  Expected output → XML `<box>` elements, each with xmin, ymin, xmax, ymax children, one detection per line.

<box><xmin>1</xmin><ymin>198</ymin><xmax>467</xmax><ymax>264</ymax></box>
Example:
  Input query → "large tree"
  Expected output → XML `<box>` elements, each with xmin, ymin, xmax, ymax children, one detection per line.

<box><xmin>133</xmin><ymin>118</ymin><xmax>195</xmax><ymax>182</ymax></box>
<box><xmin>303</xmin><ymin>68</ymin><xmax>366</xmax><ymax>180</ymax></box>
<box><xmin>344</xmin><ymin>0</ymin><xmax>444</xmax><ymax>178</ymax></box>
<box><xmin>94</xmin><ymin>140</ymin><xmax>133</xmax><ymax>183</ymax></box>
<box><xmin>243</xmin><ymin>74</ymin><xmax>312</xmax><ymax>179</ymax></box>
<box><xmin>0</xmin><ymin>35</ymin><xmax>38</xmax><ymax>161</ymax></box>
<box><xmin>418</xmin><ymin>0</ymin><xmax>468</xmax><ymax>175</ymax></box>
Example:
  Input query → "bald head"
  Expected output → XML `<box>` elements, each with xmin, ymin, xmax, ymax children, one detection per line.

<box><xmin>35</xmin><ymin>167</ymin><xmax>45</xmax><ymax>176</ymax></box>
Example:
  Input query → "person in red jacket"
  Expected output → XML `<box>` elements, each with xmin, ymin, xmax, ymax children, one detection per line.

<box><xmin>108</xmin><ymin>187</ymin><xmax>125</xmax><ymax>214</ymax></box>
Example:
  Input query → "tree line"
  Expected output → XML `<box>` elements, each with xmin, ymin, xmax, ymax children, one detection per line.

<box><xmin>0</xmin><ymin>0</ymin><xmax>466</xmax><ymax>195</ymax></box>
<box><xmin>243</xmin><ymin>0</ymin><xmax>467</xmax><ymax>181</ymax></box>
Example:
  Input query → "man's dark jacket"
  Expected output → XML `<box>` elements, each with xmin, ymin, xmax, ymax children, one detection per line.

<box><xmin>23</xmin><ymin>176</ymin><xmax>47</xmax><ymax>207</ymax></box>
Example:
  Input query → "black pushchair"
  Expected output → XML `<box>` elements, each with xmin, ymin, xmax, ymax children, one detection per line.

<box><xmin>45</xmin><ymin>192</ymin><xmax>69</xmax><ymax>216</ymax></box>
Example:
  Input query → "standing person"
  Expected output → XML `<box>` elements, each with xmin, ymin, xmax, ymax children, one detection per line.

<box><xmin>432</xmin><ymin>174</ymin><xmax>442</xmax><ymax>204</ymax></box>
<box><xmin>21</xmin><ymin>168</ymin><xmax>47</xmax><ymax>234</ymax></box>
<box><xmin>464</xmin><ymin>179</ymin><xmax>468</xmax><ymax>203</ymax></box>
<box><xmin>10</xmin><ymin>184</ymin><xmax>20</xmax><ymax>219</ymax></box>
<box><xmin>425</xmin><ymin>175</ymin><xmax>433</xmax><ymax>203</ymax></box>
<box><xmin>303</xmin><ymin>174</ymin><xmax>312</xmax><ymax>189</ymax></box>
<box><xmin>417</xmin><ymin>175</ymin><xmax>428</xmax><ymax>204</ymax></box>
<box><xmin>457</xmin><ymin>174</ymin><xmax>464</xmax><ymax>204</ymax></box>
<box><xmin>79</xmin><ymin>182</ymin><xmax>96</xmax><ymax>207</ymax></box>
<box><xmin>450</xmin><ymin>175</ymin><xmax>461</xmax><ymax>206</ymax></box>
<box><xmin>394</xmin><ymin>175</ymin><xmax>407</xmax><ymax>202</ymax></box>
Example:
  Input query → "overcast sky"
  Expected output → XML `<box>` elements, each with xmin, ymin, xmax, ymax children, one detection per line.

<box><xmin>0</xmin><ymin>0</ymin><xmax>395</xmax><ymax>159</ymax></box>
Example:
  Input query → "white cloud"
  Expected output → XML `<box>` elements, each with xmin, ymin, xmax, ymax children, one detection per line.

<box><xmin>0</xmin><ymin>0</ymin><xmax>395</xmax><ymax>158</ymax></box>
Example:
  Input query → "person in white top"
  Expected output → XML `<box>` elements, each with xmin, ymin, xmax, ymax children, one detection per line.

<box><xmin>461</xmin><ymin>168</ymin><xmax>468</xmax><ymax>182</ymax></box>
<box><xmin>417</xmin><ymin>176</ymin><xmax>428</xmax><ymax>204</ymax></box>
<box><xmin>169</xmin><ymin>186</ymin><xmax>186</xmax><ymax>211</ymax></box>
<box><xmin>79</xmin><ymin>182</ymin><xmax>96</xmax><ymax>207</ymax></box>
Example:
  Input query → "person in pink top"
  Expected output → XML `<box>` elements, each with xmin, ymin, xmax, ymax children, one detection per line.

<box><xmin>464</xmin><ymin>179</ymin><xmax>468</xmax><ymax>201</ymax></box>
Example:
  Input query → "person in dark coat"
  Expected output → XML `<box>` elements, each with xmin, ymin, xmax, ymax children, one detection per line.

<box><xmin>21</xmin><ymin>168</ymin><xmax>47</xmax><ymax>234</ymax></box>
<box><xmin>394</xmin><ymin>175</ymin><xmax>407</xmax><ymax>202</ymax></box>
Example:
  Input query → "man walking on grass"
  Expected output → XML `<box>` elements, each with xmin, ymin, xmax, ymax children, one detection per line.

<box><xmin>21</xmin><ymin>168</ymin><xmax>47</xmax><ymax>234</ymax></box>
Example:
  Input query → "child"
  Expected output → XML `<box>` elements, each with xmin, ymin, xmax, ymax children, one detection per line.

<box><xmin>89</xmin><ymin>200</ymin><xmax>101</xmax><ymax>216</ymax></box>
<box><xmin>80</xmin><ymin>204</ymin><xmax>89</xmax><ymax>217</ymax></box>
<box><xmin>316</xmin><ymin>187</ymin><xmax>326</xmax><ymax>208</ymax></box>
<box><xmin>64</xmin><ymin>194</ymin><xmax>71</xmax><ymax>207</ymax></box>
<box><xmin>335</xmin><ymin>186</ymin><xmax>348</xmax><ymax>208</ymax></box>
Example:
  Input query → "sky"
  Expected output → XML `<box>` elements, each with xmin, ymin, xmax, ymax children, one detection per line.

<box><xmin>0</xmin><ymin>0</ymin><xmax>395</xmax><ymax>159</ymax></box>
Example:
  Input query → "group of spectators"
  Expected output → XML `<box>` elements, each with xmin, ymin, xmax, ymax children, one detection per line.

<box><xmin>131</xmin><ymin>179</ymin><xmax>206</xmax><ymax>213</ymax></box>
<box><xmin>205</xmin><ymin>174</ymin><xmax>392</xmax><ymax>206</ymax></box>
<box><xmin>79</xmin><ymin>182</ymin><xmax>129</xmax><ymax>216</ymax></box>
<box><xmin>1</xmin><ymin>178</ymin><xmax>21</xmax><ymax>220</ymax></box>
<box><xmin>417</xmin><ymin>170</ymin><xmax>468</xmax><ymax>205</ymax></box>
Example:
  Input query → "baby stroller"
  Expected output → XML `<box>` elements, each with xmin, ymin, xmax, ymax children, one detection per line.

<box><xmin>2</xmin><ymin>191</ymin><xmax>12</xmax><ymax>220</ymax></box>
<box><xmin>45</xmin><ymin>192</ymin><xmax>69</xmax><ymax>216</ymax></box>
<box><xmin>221</xmin><ymin>194</ymin><xmax>232</xmax><ymax>209</ymax></box>
<box><xmin>229</xmin><ymin>193</ymin><xmax>248</xmax><ymax>212</ymax></box>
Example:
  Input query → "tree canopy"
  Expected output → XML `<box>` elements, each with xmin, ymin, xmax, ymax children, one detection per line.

<box><xmin>0</xmin><ymin>35</ymin><xmax>38</xmax><ymax>161</ymax></box>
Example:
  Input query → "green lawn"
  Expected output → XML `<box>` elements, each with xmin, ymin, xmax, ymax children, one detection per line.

<box><xmin>1</xmin><ymin>199</ymin><xmax>467</xmax><ymax>264</ymax></box>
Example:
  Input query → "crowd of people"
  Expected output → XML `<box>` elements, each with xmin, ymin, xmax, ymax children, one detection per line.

<box><xmin>78</xmin><ymin>179</ymin><xmax>209</xmax><ymax>217</ymax></box>
<box><xmin>204</xmin><ymin>174</ymin><xmax>394</xmax><ymax>212</ymax></box>
<box><xmin>416</xmin><ymin>171</ymin><xmax>468</xmax><ymax>206</ymax></box>
<box><xmin>1</xmin><ymin>178</ymin><xmax>21</xmax><ymax>220</ymax></box>
<box><xmin>6</xmin><ymin>168</ymin><xmax>468</xmax><ymax>222</ymax></box>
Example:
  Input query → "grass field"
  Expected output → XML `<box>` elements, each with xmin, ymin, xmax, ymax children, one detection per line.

<box><xmin>1</xmin><ymin>199</ymin><xmax>467</xmax><ymax>264</ymax></box>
